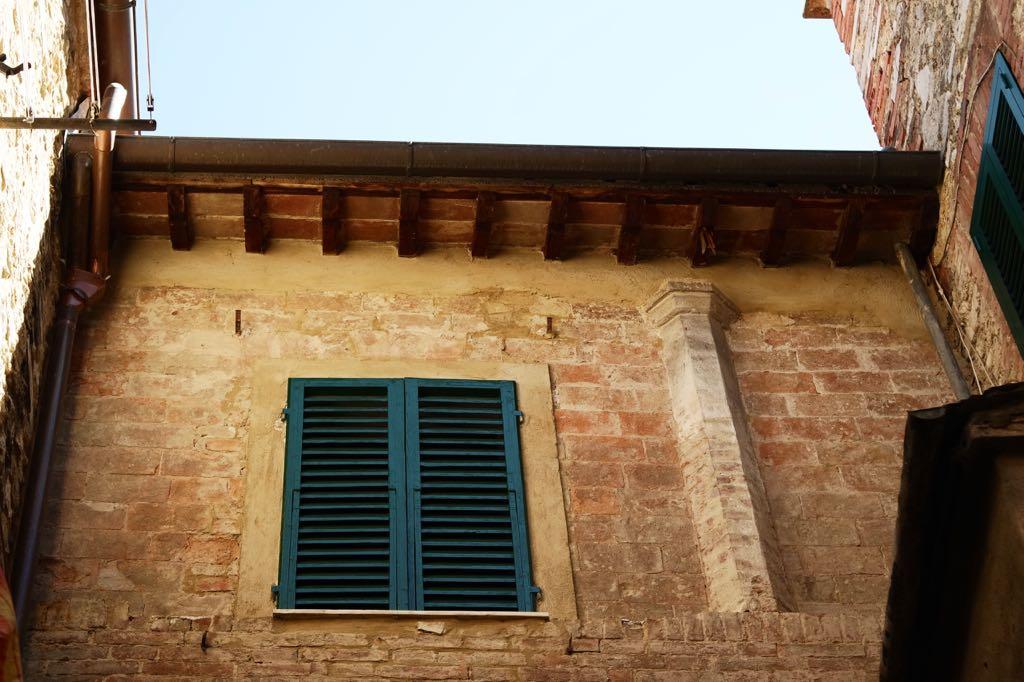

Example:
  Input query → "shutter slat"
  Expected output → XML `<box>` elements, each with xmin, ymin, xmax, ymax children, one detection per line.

<box><xmin>278</xmin><ymin>380</ymin><xmax>401</xmax><ymax>610</ymax></box>
<box><xmin>408</xmin><ymin>381</ymin><xmax>533</xmax><ymax>612</ymax></box>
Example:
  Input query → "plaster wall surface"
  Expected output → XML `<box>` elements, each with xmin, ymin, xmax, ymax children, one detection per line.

<box><xmin>25</xmin><ymin>240</ymin><xmax>951</xmax><ymax>678</ymax></box>
<box><xmin>0</xmin><ymin>0</ymin><xmax>80</xmax><ymax>569</ymax></box>
<box><xmin>827</xmin><ymin>0</ymin><xmax>1024</xmax><ymax>387</ymax></box>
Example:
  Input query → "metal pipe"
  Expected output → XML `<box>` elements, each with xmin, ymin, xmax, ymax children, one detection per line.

<box><xmin>895</xmin><ymin>242</ymin><xmax>972</xmax><ymax>400</ymax></box>
<box><xmin>94</xmin><ymin>0</ymin><xmax>137</xmax><ymax>120</ymax></box>
<box><xmin>0</xmin><ymin>117</ymin><xmax>155</xmax><ymax>131</ymax></box>
<box><xmin>90</xmin><ymin>83</ymin><xmax>127</xmax><ymax>277</ymax></box>
<box><xmin>10</xmin><ymin>269</ymin><xmax>105</xmax><ymax>628</ymax></box>
<box><xmin>63</xmin><ymin>134</ymin><xmax>945</xmax><ymax>189</ymax></box>
<box><xmin>68</xmin><ymin>153</ymin><xmax>93</xmax><ymax>270</ymax></box>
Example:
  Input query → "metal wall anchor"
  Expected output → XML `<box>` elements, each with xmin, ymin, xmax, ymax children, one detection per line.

<box><xmin>0</xmin><ymin>53</ymin><xmax>31</xmax><ymax>78</ymax></box>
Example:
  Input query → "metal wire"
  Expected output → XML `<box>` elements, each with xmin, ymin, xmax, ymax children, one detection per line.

<box><xmin>143</xmin><ymin>0</ymin><xmax>154</xmax><ymax>115</ymax></box>
<box><xmin>131</xmin><ymin>0</ymin><xmax>140</xmax><ymax>117</ymax></box>
<box><xmin>85</xmin><ymin>0</ymin><xmax>101</xmax><ymax>118</ymax></box>
<box><xmin>927</xmin><ymin>259</ymin><xmax>996</xmax><ymax>391</ymax></box>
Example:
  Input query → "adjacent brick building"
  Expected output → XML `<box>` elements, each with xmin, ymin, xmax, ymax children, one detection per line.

<box><xmin>817</xmin><ymin>0</ymin><xmax>1024</xmax><ymax>386</ymax></box>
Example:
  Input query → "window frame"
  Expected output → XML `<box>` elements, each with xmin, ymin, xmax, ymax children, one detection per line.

<box><xmin>276</xmin><ymin>376</ymin><xmax>537</xmax><ymax>613</ymax></box>
<box><xmin>971</xmin><ymin>51</ymin><xmax>1024</xmax><ymax>354</ymax></box>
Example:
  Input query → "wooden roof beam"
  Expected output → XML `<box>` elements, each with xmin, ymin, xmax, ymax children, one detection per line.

<box><xmin>688</xmin><ymin>197</ymin><xmax>718</xmax><ymax>267</ymax></box>
<box><xmin>470</xmin><ymin>191</ymin><xmax>496</xmax><ymax>259</ymax></box>
<box><xmin>321</xmin><ymin>188</ymin><xmax>344</xmax><ymax>255</ymax></box>
<box><xmin>167</xmin><ymin>184</ymin><xmax>192</xmax><ymax>251</ymax></box>
<box><xmin>616</xmin><ymin>194</ymin><xmax>645</xmax><ymax>265</ymax></box>
<box><xmin>542</xmin><ymin>192</ymin><xmax>570</xmax><ymax>261</ymax></box>
<box><xmin>830</xmin><ymin>198</ymin><xmax>866</xmax><ymax>267</ymax></box>
<box><xmin>397</xmin><ymin>189</ymin><xmax>421</xmax><ymax>257</ymax></box>
<box><xmin>243</xmin><ymin>185</ymin><xmax>267</xmax><ymax>253</ymax></box>
<box><xmin>759</xmin><ymin>196</ymin><xmax>792</xmax><ymax>267</ymax></box>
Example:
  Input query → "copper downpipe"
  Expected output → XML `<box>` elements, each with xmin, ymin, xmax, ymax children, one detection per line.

<box><xmin>89</xmin><ymin>82</ymin><xmax>126</xmax><ymax>277</ymax></box>
<box><xmin>94</xmin><ymin>0</ymin><xmax>137</xmax><ymax>120</ymax></box>
<box><xmin>10</xmin><ymin>82</ymin><xmax>125</xmax><ymax>634</ymax></box>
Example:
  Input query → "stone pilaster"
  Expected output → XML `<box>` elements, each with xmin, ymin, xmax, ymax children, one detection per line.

<box><xmin>646</xmin><ymin>280</ymin><xmax>792</xmax><ymax>612</ymax></box>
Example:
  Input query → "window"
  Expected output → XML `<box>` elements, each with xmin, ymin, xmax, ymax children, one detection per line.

<box><xmin>275</xmin><ymin>378</ymin><xmax>536</xmax><ymax>612</ymax></box>
<box><xmin>971</xmin><ymin>52</ymin><xmax>1024</xmax><ymax>354</ymax></box>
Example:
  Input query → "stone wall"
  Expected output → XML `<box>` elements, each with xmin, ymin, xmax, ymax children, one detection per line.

<box><xmin>22</xmin><ymin>240</ymin><xmax>951</xmax><ymax>678</ymax></box>
<box><xmin>825</xmin><ymin>0</ymin><xmax>1024</xmax><ymax>387</ymax></box>
<box><xmin>0</xmin><ymin>0</ymin><xmax>83</xmax><ymax>571</ymax></box>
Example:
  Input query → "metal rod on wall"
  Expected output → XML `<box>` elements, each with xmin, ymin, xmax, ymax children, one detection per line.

<box><xmin>0</xmin><ymin>117</ymin><xmax>156</xmax><ymax>131</ymax></box>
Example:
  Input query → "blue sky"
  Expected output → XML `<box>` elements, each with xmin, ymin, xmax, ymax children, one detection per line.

<box><xmin>144</xmin><ymin>1</ymin><xmax>879</xmax><ymax>149</ymax></box>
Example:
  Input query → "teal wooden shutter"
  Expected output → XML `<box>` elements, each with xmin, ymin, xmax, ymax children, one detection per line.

<box><xmin>405</xmin><ymin>379</ymin><xmax>535</xmax><ymax>611</ymax></box>
<box><xmin>971</xmin><ymin>53</ymin><xmax>1024</xmax><ymax>354</ymax></box>
<box><xmin>277</xmin><ymin>378</ymin><xmax>407</xmax><ymax>609</ymax></box>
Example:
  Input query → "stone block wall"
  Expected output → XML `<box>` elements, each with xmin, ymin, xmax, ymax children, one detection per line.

<box><xmin>22</xmin><ymin>243</ymin><xmax>952</xmax><ymax>679</ymax></box>
<box><xmin>0</xmin><ymin>0</ymin><xmax>84</xmax><ymax>570</ymax></box>
<box><xmin>825</xmin><ymin>0</ymin><xmax>1024</xmax><ymax>386</ymax></box>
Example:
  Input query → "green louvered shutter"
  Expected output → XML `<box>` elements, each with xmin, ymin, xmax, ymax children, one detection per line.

<box><xmin>971</xmin><ymin>53</ymin><xmax>1024</xmax><ymax>353</ymax></box>
<box><xmin>278</xmin><ymin>379</ymin><xmax>407</xmax><ymax>609</ymax></box>
<box><xmin>405</xmin><ymin>379</ymin><xmax>535</xmax><ymax>611</ymax></box>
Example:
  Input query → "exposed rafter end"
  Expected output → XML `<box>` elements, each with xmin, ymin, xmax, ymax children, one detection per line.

<box><xmin>759</xmin><ymin>196</ymin><xmax>792</xmax><ymax>267</ymax></box>
<box><xmin>830</xmin><ymin>198</ymin><xmax>866</xmax><ymax>267</ymax></box>
<box><xmin>243</xmin><ymin>185</ymin><xmax>267</xmax><ymax>254</ymax></box>
<box><xmin>616</xmin><ymin>194</ymin><xmax>645</xmax><ymax>265</ymax></box>
<box><xmin>321</xmin><ymin>188</ymin><xmax>345</xmax><ymax>255</ymax></box>
<box><xmin>542</xmin><ymin>192</ymin><xmax>570</xmax><ymax>261</ymax></box>
<box><xmin>688</xmin><ymin>197</ymin><xmax>718</xmax><ymax>267</ymax></box>
<box><xmin>470</xmin><ymin>191</ymin><xmax>496</xmax><ymax>259</ymax></box>
<box><xmin>167</xmin><ymin>185</ymin><xmax>192</xmax><ymax>251</ymax></box>
<box><xmin>397</xmin><ymin>189</ymin><xmax>421</xmax><ymax>257</ymax></box>
<box><xmin>908</xmin><ymin>197</ymin><xmax>940</xmax><ymax>267</ymax></box>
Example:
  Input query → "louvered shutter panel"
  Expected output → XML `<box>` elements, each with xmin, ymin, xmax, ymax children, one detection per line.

<box><xmin>971</xmin><ymin>53</ymin><xmax>1024</xmax><ymax>353</ymax></box>
<box><xmin>405</xmin><ymin>379</ymin><xmax>534</xmax><ymax>611</ymax></box>
<box><xmin>278</xmin><ymin>379</ymin><xmax>407</xmax><ymax>609</ymax></box>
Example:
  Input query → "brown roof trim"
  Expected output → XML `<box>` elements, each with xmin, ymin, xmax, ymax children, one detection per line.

<box><xmin>66</xmin><ymin>135</ymin><xmax>942</xmax><ymax>190</ymax></box>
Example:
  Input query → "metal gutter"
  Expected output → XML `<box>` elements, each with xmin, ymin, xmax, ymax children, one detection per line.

<box><xmin>65</xmin><ymin>135</ymin><xmax>943</xmax><ymax>189</ymax></box>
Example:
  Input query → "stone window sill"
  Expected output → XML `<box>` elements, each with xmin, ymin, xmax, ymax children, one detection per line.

<box><xmin>273</xmin><ymin>608</ymin><xmax>550</xmax><ymax>620</ymax></box>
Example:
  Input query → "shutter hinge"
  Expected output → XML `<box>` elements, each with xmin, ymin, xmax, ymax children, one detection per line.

<box><xmin>271</xmin><ymin>583</ymin><xmax>280</xmax><ymax>604</ymax></box>
<box><xmin>280</xmin><ymin>407</ymin><xmax>289</xmax><ymax>422</ymax></box>
<box><xmin>514</xmin><ymin>409</ymin><xmax>524</xmax><ymax>424</ymax></box>
<box><xmin>531</xmin><ymin>585</ymin><xmax>542</xmax><ymax>598</ymax></box>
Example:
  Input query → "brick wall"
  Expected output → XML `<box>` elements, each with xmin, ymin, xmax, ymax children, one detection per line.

<box><xmin>731</xmin><ymin>314</ymin><xmax>951</xmax><ymax>614</ymax></box>
<box><xmin>22</xmin><ymin>267</ymin><xmax>949</xmax><ymax>678</ymax></box>
<box><xmin>827</xmin><ymin>0</ymin><xmax>1024</xmax><ymax>387</ymax></box>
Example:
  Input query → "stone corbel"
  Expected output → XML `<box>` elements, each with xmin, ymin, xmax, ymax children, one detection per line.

<box><xmin>646</xmin><ymin>280</ymin><xmax>793</xmax><ymax>612</ymax></box>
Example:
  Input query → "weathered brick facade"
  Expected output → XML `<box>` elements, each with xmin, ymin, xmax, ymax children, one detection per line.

<box><xmin>23</xmin><ymin>240</ymin><xmax>949</xmax><ymax>678</ymax></box>
<box><xmin>826</xmin><ymin>0</ymin><xmax>1024</xmax><ymax>386</ymax></box>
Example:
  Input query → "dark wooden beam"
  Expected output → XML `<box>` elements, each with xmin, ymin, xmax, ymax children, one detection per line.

<box><xmin>243</xmin><ymin>185</ymin><xmax>267</xmax><ymax>253</ymax></box>
<box><xmin>830</xmin><ymin>198</ymin><xmax>866</xmax><ymax>267</ymax></box>
<box><xmin>759</xmin><ymin>196</ymin><xmax>792</xmax><ymax>267</ymax></box>
<box><xmin>908</xmin><ymin>196</ymin><xmax>940</xmax><ymax>266</ymax></box>
<box><xmin>470</xmin><ymin>191</ymin><xmax>496</xmax><ymax>259</ymax></box>
<box><xmin>542</xmin><ymin>192</ymin><xmax>570</xmax><ymax>261</ymax></box>
<box><xmin>321</xmin><ymin>188</ymin><xmax>344</xmax><ymax>255</ymax></box>
<box><xmin>616</xmin><ymin>194</ymin><xmax>645</xmax><ymax>265</ymax></box>
<box><xmin>688</xmin><ymin>197</ymin><xmax>718</xmax><ymax>267</ymax></box>
<box><xmin>397</xmin><ymin>189</ymin><xmax>421</xmax><ymax>257</ymax></box>
<box><xmin>167</xmin><ymin>184</ymin><xmax>192</xmax><ymax>251</ymax></box>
